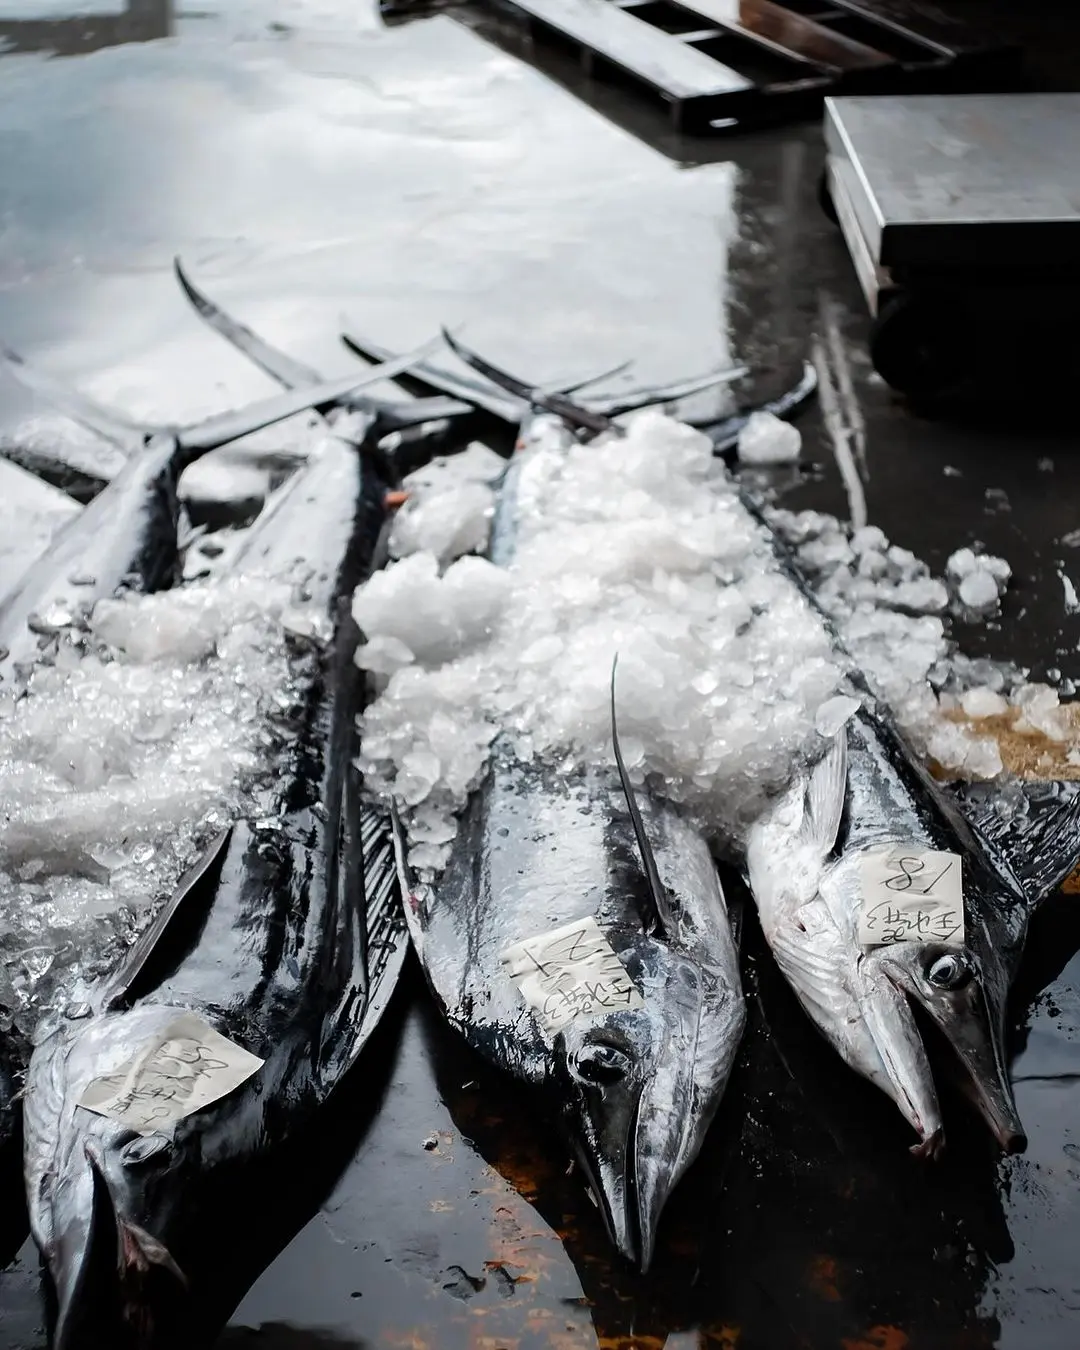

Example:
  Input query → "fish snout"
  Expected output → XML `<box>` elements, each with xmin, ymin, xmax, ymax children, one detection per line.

<box><xmin>557</xmin><ymin>962</ymin><xmax>740</xmax><ymax>1271</ymax></box>
<box><xmin>879</xmin><ymin>944</ymin><xmax>1025</xmax><ymax>1154</ymax></box>
<box><xmin>50</xmin><ymin>1142</ymin><xmax>186</xmax><ymax>1350</ymax></box>
<box><xmin>557</xmin><ymin>1033</ymin><xmax>645</xmax><ymax>1266</ymax></box>
<box><xmin>956</xmin><ymin>1057</ymin><xmax>1027</xmax><ymax>1155</ymax></box>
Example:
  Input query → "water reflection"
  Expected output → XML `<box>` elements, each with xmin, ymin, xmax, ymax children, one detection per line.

<box><xmin>0</xmin><ymin>0</ymin><xmax>170</xmax><ymax>58</ymax></box>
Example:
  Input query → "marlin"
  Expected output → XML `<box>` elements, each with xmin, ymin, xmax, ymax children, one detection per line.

<box><xmin>392</xmin><ymin>339</ymin><xmax>747</xmax><ymax>1269</ymax></box>
<box><xmin>23</xmin><ymin>424</ymin><xmax>410</xmax><ymax>1349</ymax></box>
<box><xmin>0</xmin><ymin>334</ymin><xmax>439</xmax><ymax>696</ymax></box>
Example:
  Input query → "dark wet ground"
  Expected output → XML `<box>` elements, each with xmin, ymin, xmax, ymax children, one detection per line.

<box><xmin>3</xmin><ymin>2</ymin><xmax>1080</xmax><ymax>1347</ymax></box>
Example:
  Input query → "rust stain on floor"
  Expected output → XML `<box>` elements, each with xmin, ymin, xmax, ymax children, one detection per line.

<box><xmin>841</xmin><ymin>1327</ymin><xmax>909</xmax><ymax>1350</ymax></box>
<box><xmin>806</xmin><ymin>1253</ymin><xmax>842</xmax><ymax>1302</ymax></box>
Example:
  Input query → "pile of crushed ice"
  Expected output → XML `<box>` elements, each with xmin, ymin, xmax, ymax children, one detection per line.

<box><xmin>0</xmin><ymin>576</ymin><xmax>296</xmax><ymax>1034</ymax></box>
<box><xmin>766</xmin><ymin>509</ymin><xmax>1074</xmax><ymax>778</ymax></box>
<box><xmin>354</xmin><ymin>412</ymin><xmax>847</xmax><ymax>875</ymax></box>
<box><xmin>352</xmin><ymin>409</ymin><xmax>1079</xmax><ymax>878</ymax></box>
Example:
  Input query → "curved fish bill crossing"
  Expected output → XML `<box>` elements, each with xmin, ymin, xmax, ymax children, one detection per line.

<box><xmin>0</xmin><ymin>335</ymin><xmax>441</xmax><ymax>698</ymax></box>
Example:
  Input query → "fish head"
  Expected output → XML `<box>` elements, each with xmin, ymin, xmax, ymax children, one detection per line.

<box><xmin>28</xmin><ymin>1005</ymin><xmax>194</xmax><ymax>1350</ymax></box>
<box><xmin>554</xmin><ymin>939</ymin><xmax>744</xmax><ymax>1271</ymax></box>
<box><xmin>870</xmin><ymin>927</ymin><xmax>1026</xmax><ymax>1154</ymax></box>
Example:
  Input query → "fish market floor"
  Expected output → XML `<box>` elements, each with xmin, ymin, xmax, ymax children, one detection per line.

<box><xmin>2</xmin><ymin>1</ymin><xmax>1080</xmax><ymax>1347</ymax></box>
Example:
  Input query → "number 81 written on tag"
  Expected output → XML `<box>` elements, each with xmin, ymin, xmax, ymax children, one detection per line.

<box><xmin>857</xmin><ymin>845</ymin><xmax>965</xmax><ymax>948</ymax></box>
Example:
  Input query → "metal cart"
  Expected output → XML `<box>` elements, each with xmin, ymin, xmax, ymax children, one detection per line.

<box><xmin>820</xmin><ymin>93</ymin><xmax>1080</xmax><ymax>398</ymax></box>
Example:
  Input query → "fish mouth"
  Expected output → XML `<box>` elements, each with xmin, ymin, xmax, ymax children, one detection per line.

<box><xmin>856</xmin><ymin>957</ymin><xmax>944</xmax><ymax>1154</ymax></box>
<box><xmin>881</xmin><ymin>955</ymin><xmax>1027</xmax><ymax>1156</ymax></box>
<box><xmin>50</xmin><ymin>1143</ymin><xmax>186</xmax><ymax>1350</ymax></box>
<box><xmin>560</xmin><ymin>1026</ymin><xmax>686</xmax><ymax>1272</ymax></box>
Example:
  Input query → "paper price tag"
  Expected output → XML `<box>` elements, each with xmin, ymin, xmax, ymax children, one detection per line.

<box><xmin>79</xmin><ymin>1013</ymin><xmax>264</xmax><ymax>1135</ymax></box>
<box><xmin>500</xmin><ymin>915</ymin><xmax>644</xmax><ymax>1034</ymax></box>
<box><xmin>858</xmin><ymin>845</ymin><xmax>965</xmax><ymax>948</ymax></box>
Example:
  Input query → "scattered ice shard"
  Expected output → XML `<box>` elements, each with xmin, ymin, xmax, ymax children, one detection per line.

<box><xmin>957</xmin><ymin>570</ymin><xmax>1000</xmax><ymax>612</ymax></box>
<box><xmin>736</xmin><ymin>411</ymin><xmax>801</xmax><ymax>465</ymax></box>
<box><xmin>815</xmin><ymin>694</ymin><xmax>861</xmax><ymax>738</ymax></box>
<box><xmin>960</xmin><ymin>687</ymin><xmax>1008</xmax><ymax>719</ymax></box>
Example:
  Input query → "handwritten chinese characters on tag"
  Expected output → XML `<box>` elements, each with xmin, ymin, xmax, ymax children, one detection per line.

<box><xmin>500</xmin><ymin>915</ymin><xmax>644</xmax><ymax>1034</ymax></box>
<box><xmin>857</xmin><ymin>845</ymin><xmax>965</xmax><ymax>948</ymax></box>
<box><xmin>78</xmin><ymin>1013</ymin><xmax>265</xmax><ymax>1135</ymax></box>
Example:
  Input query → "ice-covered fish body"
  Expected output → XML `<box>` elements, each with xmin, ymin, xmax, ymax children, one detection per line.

<box><xmin>24</xmin><ymin>435</ymin><xmax>409</xmax><ymax>1348</ymax></box>
<box><xmin>747</xmin><ymin>701</ymin><xmax>1028</xmax><ymax>1155</ymax></box>
<box><xmin>403</xmin><ymin>747</ymin><xmax>744</xmax><ymax>1269</ymax></box>
<box><xmin>0</xmin><ymin>340</ymin><xmax>435</xmax><ymax>695</ymax></box>
<box><xmin>0</xmin><ymin>438</ymin><xmax>188</xmax><ymax>689</ymax></box>
<box><xmin>399</xmin><ymin>415</ymin><xmax>744</xmax><ymax>1269</ymax></box>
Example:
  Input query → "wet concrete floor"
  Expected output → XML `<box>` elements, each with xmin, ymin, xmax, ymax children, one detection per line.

<box><xmin>2</xmin><ymin>2</ymin><xmax>1080</xmax><ymax>1347</ymax></box>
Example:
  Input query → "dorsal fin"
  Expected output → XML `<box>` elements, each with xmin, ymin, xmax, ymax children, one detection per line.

<box><xmin>104</xmin><ymin>827</ymin><xmax>233</xmax><ymax>1011</ymax></box>
<box><xmin>611</xmin><ymin>655</ymin><xmax>667</xmax><ymax>940</ymax></box>
<box><xmin>800</xmin><ymin>728</ymin><xmax>849</xmax><ymax>859</ymax></box>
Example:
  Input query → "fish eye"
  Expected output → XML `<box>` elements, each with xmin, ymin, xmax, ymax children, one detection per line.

<box><xmin>121</xmin><ymin>1135</ymin><xmax>171</xmax><ymax>1166</ymax></box>
<box><xmin>926</xmin><ymin>952</ymin><xmax>972</xmax><ymax>990</ymax></box>
<box><xmin>572</xmin><ymin>1042</ymin><xmax>632</xmax><ymax>1085</ymax></box>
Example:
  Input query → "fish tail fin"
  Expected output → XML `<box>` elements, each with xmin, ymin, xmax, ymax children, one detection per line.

<box><xmin>589</xmin><ymin>364</ymin><xmax>749</xmax><ymax>418</ymax></box>
<box><xmin>0</xmin><ymin>342</ymin><xmax>149</xmax><ymax>450</ymax></box>
<box><xmin>341</xmin><ymin>329</ymin><xmax>475</xmax><ymax>404</ymax></box>
<box><xmin>173</xmin><ymin>257</ymin><xmax>322</xmax><ymax>390</ymax></box>
<box><xmin>2</xmin><ymin>335</ymin><xmax>440</xmax><ymax>469</ymax></box>
<box><xmin>554</xmin><ymin>358</ymin><xmax>633</xmax><ymax>395</ymax></box>
<box><xmin>173</xmin><ymin>338</ymin><xmax>442</xmax><ymax>461</ymax></box>
<box><xmin>441</xmin><ymin>327</ymin><xmax>614</xmax><ymax>437</ymax></box>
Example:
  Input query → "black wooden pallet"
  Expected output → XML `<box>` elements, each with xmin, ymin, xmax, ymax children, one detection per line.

<box><xmin>483</xmin><ymin>0</ymin><xmax>1023</xmax><ymax>133</ymax></box>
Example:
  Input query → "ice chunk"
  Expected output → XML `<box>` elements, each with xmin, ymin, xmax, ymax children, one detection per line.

<box><xmin>851</xmin><ymin>526</ymin><xmax>889</xmax><ymax>556</ymax></box>
<box><xmin>403</xmin><ymin>441</ymin><xmax>506</xmax><ymax>493</ymax></box>
<box><xmin>889</xmin><ymin>578</ymin><xmax>948</xmax><ymax>614</ymax></box>
<box><xmin>351</xmin><ymin>551</ymin><xmax>510</xmax><ymax>667</ymax></box>
<box><xmin>927</xmin><ymin>721</ymin><xmax>970</xmax><ymax>771</ymax></box>
<box><xmin>1061</xmin><ymin>570</ymin><xmax>1080</xmax><ymax>615</ymax></box>
<box><xmin>946</xmin><ymin>548</ymin><xmax>978</xmax><ymax>580</ymax></box>
<box><xmin>1012</xmin><ymin>682</ymin><xmax>1070</xmax><ymax>741</ymax></box>
<box><xmin>388</xmin><ymin>482</ymin><xmax>495</xmax><ymax>565</ymax></box>
<box><xmin>355</xmin><ymin>635</ymin><xmax>415</xmax><ymax>676</ymax></box>
<box><xmin>957</xmin><ymin>570</ymin><xmax>1001</xmax><ymax>612</ymax></box>
<box><xmin>960</xmin><ymin>687</ymin><xmax>1008</xmax><ymax>719</ymax></box>
<box><xmin>815</xmin><ymin>695</ymin><xmax>861</xmax><ymax>738</ymax></box>
<box><xmin>963</xmin><ymin>737</ymin><xmax>1004</xmax><ymax>780</ymax></box>
<box><xmin>947</xmin><ymin>547</ymin><xmax>1010</xmax><ymax>607</ymax></box>
<box><xmin>0</xmin><ymin>573</ymin><xmax>299</xmax><ymax>1029</ymax></box>
<box><xmin>736</xmin><ymin>411</ymin><xmax>801</xmax><ymax>465</ymax></box>
<box><xmin>178</xmin><ymin>457</ymin><xmax>270</xmax><ymax>518</ymax></box>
